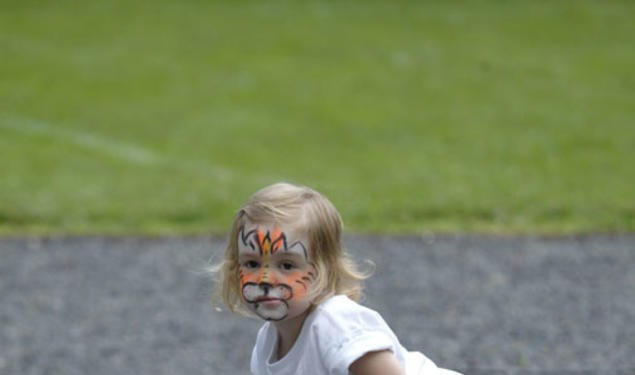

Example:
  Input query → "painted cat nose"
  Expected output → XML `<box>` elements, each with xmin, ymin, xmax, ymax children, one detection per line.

<box><xmin>258</xmin><ymin>282</ymin><xmax>273</xmax><ymax>293</ymax></box>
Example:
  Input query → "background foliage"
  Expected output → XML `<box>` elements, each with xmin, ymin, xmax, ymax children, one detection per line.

<box><xmin>1</xmin><ymin>0</ymin><xmax>633</xmax><ymax>234</ymax></box>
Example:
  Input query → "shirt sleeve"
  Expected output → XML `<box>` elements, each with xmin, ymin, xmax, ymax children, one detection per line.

<box><xmin>326</xmin><ymin>328</ymin><xmax>397</xmax><ymax>375</ymax></box>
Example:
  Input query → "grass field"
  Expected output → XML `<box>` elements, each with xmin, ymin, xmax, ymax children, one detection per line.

<box><xmin>1</xmin><ymin>0</ymin><xmax>634</xmax><ymax>235</ymax></box>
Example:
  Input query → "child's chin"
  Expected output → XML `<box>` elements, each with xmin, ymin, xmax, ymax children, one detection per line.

<box><xmin>253</xmin><ymin>304</ymin><xmax>288</xmax><ymax>321</ymax></box>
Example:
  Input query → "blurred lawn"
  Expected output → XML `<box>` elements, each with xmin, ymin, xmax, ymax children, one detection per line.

<box><xmin>1</xmin><ymin>0</ymin><xmax>633</xmax><ymax>235</ymax></box>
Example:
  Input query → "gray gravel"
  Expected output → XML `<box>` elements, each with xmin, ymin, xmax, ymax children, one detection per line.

<box><xmin>0</xmin><ymin>235</ymin><xmax>633</xmax><ymax>375</ymax></box>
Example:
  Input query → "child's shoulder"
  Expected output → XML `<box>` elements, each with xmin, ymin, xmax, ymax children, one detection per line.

<box><xmin>315</xmin><ymin>294</ymin><xmax>366</xmax><ymax>316</ymax></box>
<box><xmin>312</xmin><ymin>295</ymin><xmax>388</xmax><ymax>332</ymax></box>
<box><xmin>316</xmin><ymin>294</ymin><xmax>369</xmax><ymax>314</ymax></box>
<box><xmin>306</xmin><ymin>295</ymin><xmax>401</xmax><ymax>370</ymax></box>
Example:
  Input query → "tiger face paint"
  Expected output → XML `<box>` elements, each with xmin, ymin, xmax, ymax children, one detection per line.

<box><xmin>237</xmin><ymin>222</ymin><xmax>315</xmax><ymax>322</ymax></box>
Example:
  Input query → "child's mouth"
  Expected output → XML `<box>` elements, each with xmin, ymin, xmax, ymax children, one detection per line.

<box><xmin>256</xmin><ymin>297</ymin><xmax>282</xmax><ymax>306</ymax></box>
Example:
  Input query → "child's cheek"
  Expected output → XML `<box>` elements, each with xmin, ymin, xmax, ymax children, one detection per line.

<box><xmin>287</xmin><ymin>271</ymin><xmax>310</xmax><ymax>298</ymax></box>
<box><xmin>238</xmin><ymin>268</ymin><xmax>258</xmax><ymax>291</ymax></box>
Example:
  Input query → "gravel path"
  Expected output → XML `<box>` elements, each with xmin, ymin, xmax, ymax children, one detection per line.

<box><xmin>0</xmin><ymin>235</ymin><xmax>633</xmax><ymax>375</ymax></box>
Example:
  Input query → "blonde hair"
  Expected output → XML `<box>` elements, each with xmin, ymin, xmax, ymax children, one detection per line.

<box><xmin>212</xmin><ymin>182</ymin><xmax>370</xmax><ymax>314</ymax></box>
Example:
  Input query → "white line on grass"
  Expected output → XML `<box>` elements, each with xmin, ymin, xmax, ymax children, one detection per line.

<box><xmin>0</xmin><ymin>114</ymin><xmax>233</xmax><ymax>181</ymax></box>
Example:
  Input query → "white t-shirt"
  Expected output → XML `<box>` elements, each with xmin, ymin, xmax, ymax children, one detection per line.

<box><xmin>250</xmin><ymin>295</ymin><xmax>461</xmax><ymax>375</ymax></box>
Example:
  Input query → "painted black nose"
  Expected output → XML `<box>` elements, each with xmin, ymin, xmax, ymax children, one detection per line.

<box><xmin>259</xmin><ymin>282</ymin><xmax>273</xmax><ymax>294</ymax></box>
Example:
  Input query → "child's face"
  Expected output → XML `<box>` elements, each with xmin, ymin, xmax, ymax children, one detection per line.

<box><xmin>237</xmin><ymin>221</ymin><xmax>316</xmax><ymax>322</ymax></box>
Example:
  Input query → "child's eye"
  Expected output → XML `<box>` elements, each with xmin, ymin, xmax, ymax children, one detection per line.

<box><xmin>244</xmin><ymin>260</ymin><xmax>260</xmax><ymax>269</ymax></box>
<box><xmin>281</xmin><ymin>262</ymin><xmax>295</xmax><ymax>270</ymax></box>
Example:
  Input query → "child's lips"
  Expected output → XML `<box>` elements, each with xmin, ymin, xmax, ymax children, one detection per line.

<box><xmin>256</xmin><ymin>297</ymin><xmax>282</xmax><ymax>305</ymax></box>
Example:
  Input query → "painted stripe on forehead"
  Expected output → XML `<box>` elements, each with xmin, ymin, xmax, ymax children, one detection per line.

<box><xmin>238</xmin><ymin>227</ymin><xmax>258</xmax><ymax>252</ymax></box>
<box><xmin>237</xmin><ymin>227</ymin><xmax>308</xmax><ymax>259</ymax></box>
<box><xmin>287</xmin><ymin>241</ymin><xmax>308</xmax><ymax>260</ymax></box>
<box><xmin>254</xmin><ymin>229</ymin><xmax>280</xmax><ymax>256</ymax></box>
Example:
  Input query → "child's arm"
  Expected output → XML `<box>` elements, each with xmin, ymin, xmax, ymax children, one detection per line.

<box><xmin>349</xmin><ymin>350</ymin><xmax>405</xmax><ymax>375</ymax></box>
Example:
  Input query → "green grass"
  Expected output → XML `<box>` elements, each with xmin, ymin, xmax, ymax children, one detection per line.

<box><xmin>1</xmin><ymin>0</ymin><xmax>634</xmax><ymax>235</ymax></box>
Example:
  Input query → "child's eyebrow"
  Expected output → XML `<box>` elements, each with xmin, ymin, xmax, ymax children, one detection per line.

<box><xmin>238</xmin><ymin>252</ymin><xmax>261</xmax><ymax>261</ymax></box>
<box><xmin>271</xmin><ymin>251</ymin><xmax>305</xmax><ymax>260</ymax></box>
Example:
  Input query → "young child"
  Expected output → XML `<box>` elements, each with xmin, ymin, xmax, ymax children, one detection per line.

<box><xmin>214</xmin><ymin>182</ymin><xmax>462</xmax><ymax>375</ymax></box>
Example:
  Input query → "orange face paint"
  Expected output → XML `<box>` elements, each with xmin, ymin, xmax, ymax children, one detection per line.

<box><xmin>237</xmin><ymin>225</ymin><xmax>314</xmax><ymax>321</ymax></box>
